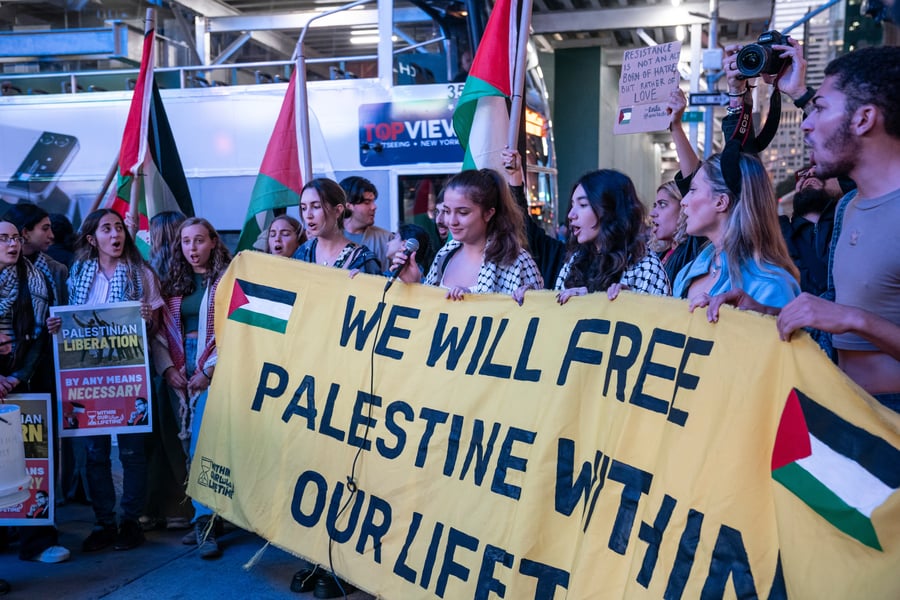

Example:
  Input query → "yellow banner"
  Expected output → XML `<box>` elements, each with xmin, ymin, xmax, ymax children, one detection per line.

<box><xmin>189</xmin><ymin>252</ymin><xmax>900</xmax><ymax>599</ymax></box>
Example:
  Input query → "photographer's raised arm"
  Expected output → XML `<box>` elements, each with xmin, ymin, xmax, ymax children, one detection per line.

<box><xmin>770</xmin><ymin>37</ymin><xmax>810</xmax><ymax>102</ymax></box>
<box><xmin>666</xmin><ymin>89</ymin><xmax>700</xmax><ymax>179</ymax></box>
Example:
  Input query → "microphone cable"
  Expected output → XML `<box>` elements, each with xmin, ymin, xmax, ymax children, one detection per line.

<box><xmin>326</xmin><ymin>263</ymin><xmax>401</xmax><ymax>598</ymax></box>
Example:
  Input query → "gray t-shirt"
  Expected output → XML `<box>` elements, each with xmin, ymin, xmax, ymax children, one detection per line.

<box><xmin>344</xmin><ymin>225</ymin><xmax>393</xmax><ymax>271</ymax></box>
<box><xmin>832</xmin><ymin>187</ymin><xmax>900</xmax><ymax>351</ymax></box>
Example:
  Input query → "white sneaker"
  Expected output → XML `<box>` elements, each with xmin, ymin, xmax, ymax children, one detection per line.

<box><xmin>35</xmin><ymin>545</ymin><xmax>71</xmax><ymax>563</ymax></box>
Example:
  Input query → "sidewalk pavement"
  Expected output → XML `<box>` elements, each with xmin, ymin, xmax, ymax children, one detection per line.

<box><xmin>2</xmin><ymin>499</ymin><xmax>377</xmax><ymax>599</ymax></box>
<box><xmin>1</xmin><ymin>448</ymin><xmax>376</xmax><ymax>600</ymax></box>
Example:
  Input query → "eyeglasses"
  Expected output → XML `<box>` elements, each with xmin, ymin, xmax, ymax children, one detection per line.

<box><xmin>0</xmin><ymin>234</ymin><xmax>24</xmax><ymax>246</ymax></box>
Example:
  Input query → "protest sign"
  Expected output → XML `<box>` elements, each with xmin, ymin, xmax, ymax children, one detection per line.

<box><xmin>50</xmin><ymin>302</ymin><xmax>152</xmax><ymax>437</ymax></box>
<box><xmin>0</xmin><ymin>394</ymin><xmax>55</xmax><ymax>525</ymax></box>
<box><xmin>190</xmin><ymin>253</ymin><xmax>900</xmax><ymax>599</ymax></box>
<box><xmin>615</xmin><ymin>42</ymin><xmax>682</xmax><ymax>135</ymax></box>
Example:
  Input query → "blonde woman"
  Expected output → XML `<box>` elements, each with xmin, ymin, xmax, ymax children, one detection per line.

<box><xmin>675</xmin><ymin>153</ymin><xmax>800</xmax><ymax>313</ymax></box>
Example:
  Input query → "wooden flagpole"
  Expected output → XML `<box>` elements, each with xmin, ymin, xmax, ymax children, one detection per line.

<box><xmin>89</xmin><ymin>157</ymin><xmax>119</xmax><ymax>214</ymax></box>
<box><xmin>129</xmin><ymin>8</ymin><xmax>156</xmax><ymax>230</ymax></box>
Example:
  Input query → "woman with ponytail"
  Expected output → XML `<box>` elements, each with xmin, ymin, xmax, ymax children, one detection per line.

<box><xmin>392</xmin><ymin>168</ymin><xmax>543</xmax><ymax>298</ymax></box>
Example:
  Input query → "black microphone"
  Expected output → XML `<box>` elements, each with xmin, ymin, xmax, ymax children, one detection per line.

<box><xmin>384</xmin><ymin>238</ymin><xmax>420</xmax><ymax>292</ymax></box>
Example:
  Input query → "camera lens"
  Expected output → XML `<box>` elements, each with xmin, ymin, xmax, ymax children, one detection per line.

<box><xmin>736</xmin><ymin>45</ymin><xmax>766</xmax><ymax>78</ymax></box>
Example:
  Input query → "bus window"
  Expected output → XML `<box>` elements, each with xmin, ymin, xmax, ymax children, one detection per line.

<box><xmin>393</xmin><ymin>0</ymin><xmax>473</xmax><ymax>85</ymax></box>
<box><xmin>397</xmin><ymin>173</ymin><xmax>447</xmax><ymax>251</ymax></box>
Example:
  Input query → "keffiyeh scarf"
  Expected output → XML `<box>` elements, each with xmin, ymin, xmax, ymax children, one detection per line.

<box><xmin>162</xmin><ymin>276</ymin><xmax>220</xmax><ymax>440</ymax></box>
<box><xmin>31</xmin><ymin>253</ymin><xmax>57</xmax><ymax>305</ymax></box>
<box><xmin>68</xmin><ymin>259</ymin><xmax>144</xmax><ymax>305</ymax></box>
<box><xmin>0</xmin><ymin>261</ymin><xmax>50</xmax><ymax>330</ymax></box>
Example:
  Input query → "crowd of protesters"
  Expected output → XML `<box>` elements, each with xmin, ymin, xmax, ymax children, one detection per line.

<box><xmin>0</xmin><ymin>40</ymin><xmax>897</xmax><ymax>599</ymax></box>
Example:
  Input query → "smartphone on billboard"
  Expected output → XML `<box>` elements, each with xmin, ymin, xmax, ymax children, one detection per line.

<box><xmin>0</xmin><ymin>126</ymin><xmax>80</xmax><ymax>201</ymax></box>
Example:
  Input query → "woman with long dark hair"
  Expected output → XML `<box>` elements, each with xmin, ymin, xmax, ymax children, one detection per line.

<box><xmin>0</xmin><ymin>218</ymin><xmax>70</xmax><ymax>564</ymax></box>
<box><xmin>0</xmin><ymin>219</ymin><xmax>49</xmax><ymax>398</ymax></box>
<box><xmin>141</xmin><ymin>209</ymin><xmax>190</xmax><ymax>533</ymax></box>
<box><xmin>156</xmin><ymin>217</ymin><xmax>231</xmax><ymax>559</ymax></box>
<box><xmin>555</xmin><ymin>170</ymin><xmax>669</xmax><ymax>304</ymax></box>
<box><xmin>46</xmin><ymin>208</ymin><xmax>164</xmax><ymax>553</ymax></box>
<box><xmin>149</xmin><ymin>211</ymin><xmax>187</xmax><ymax>282</ymax></box>
<box><xmin>3</xmin><ymin>205</ymin><xmax>77</xmax><ymax>563</ymax></box>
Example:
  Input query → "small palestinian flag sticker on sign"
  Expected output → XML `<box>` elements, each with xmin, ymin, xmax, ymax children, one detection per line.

<box><xmin>618</xmin><ymin>108</ymin><xmax>632</xmax><ymax>125</ymax></box>
<box><xmin>772</xmin><ymin>388</ymin><xmax>899</xmax><ymax>551</ymax></box>
<box><xmin>227</xmin><ymin>279</ymin><xmax>297</xmax><ymax>334</ymax></box>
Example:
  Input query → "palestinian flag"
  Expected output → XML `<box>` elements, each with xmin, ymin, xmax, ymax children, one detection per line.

<box><xmin>237</xmin><ymin>71</ymin><xmax>303</xmax><ymax>252</ymax></box>
<box><xmin>227</xmin><ymin>278</ymin><xmax>297</xmax><ymax>334</ymax></box>
<box><xmin>618</xmin><ymin>108</ymin><xmax>632</xmax><ymax>125</ymax></box>
<box><xmin>112</xmin><ymin>14</ymin><xmax>193</xmax><ymax>256</ymax></box>
<box><xmin>451</xmin><ymin>0</ymin><xmax>518</xmax><ymax>173</ymax></box>
<box><xmin>772</xmin><ymin>388</ymin><xmax>900</xmax><ymax>551</ymax></box>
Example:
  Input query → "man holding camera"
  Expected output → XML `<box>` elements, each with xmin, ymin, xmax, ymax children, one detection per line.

<box><xmin>713</xmin><ymin>44</ymin><xmax>900</xmax><ymax>412</ymax></box>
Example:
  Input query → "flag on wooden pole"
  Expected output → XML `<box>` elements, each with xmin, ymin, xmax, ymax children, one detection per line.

<box><xmin>111</xmin><ymin>8</ymin><xmax>194</xmax><ymax>255</ymax></box>
<box><xmin>452</xmin><ymin>0</ymin><xmax>518</xmax><ymax>174</ymax></box>
<box><xmin>237</xmin><ymin>71</ymin><xmax>303</xmax><ymax>252</ymax></box>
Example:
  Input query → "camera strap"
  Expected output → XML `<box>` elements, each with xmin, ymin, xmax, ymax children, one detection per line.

<box><xmin>721</xmin><ymin>78</ymin><xmax>782</xmax><ymax>197</ymax></box>
<box><xmin>754</xmin><ymin>84</ymin><xmax>781</xmax><ymax>153</ymax></box>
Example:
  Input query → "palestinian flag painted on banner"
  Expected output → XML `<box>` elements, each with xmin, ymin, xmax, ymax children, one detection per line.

<box><xmin>237</xmin><ymin>71</ymin><xmax>303</xmax><ymax>252</ymax></box>
<box><xmin>772</xmin><ymin>388</ymin><xmax>900</xmax><ymax>551</ymax></box>
<box><xmin>451</xmin><ymin>0</ymin><xmax>518</xmax><ymax>173</ymax></box>
<box><xmin>227</xmin><ymin>278</ymin><xmax>297</xmax><ymax>334</ymax></box>
<box><xmin>112</xmin><ymin>20</ymin><xmax>193</xmax><ymax>256</ymax></box>
<box><xmin>618</xmin><ymin>108</ymin><xmax>632</xmax><ymax>125</ymax></box>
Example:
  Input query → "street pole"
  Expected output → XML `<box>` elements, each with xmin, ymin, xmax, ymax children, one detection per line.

<box><xmin>703</xmin><ymin>0</ymin><xmax>719</xmax><ymax>159</ymax></box>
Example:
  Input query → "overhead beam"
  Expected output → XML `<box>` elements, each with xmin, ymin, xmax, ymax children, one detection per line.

<box><xmin>532</xmin><ymin>0</ymin><xmax>772</xmax><ymax>34</ymax></box>
<box><xmin>202</xmin><ymin>7</ymin><xmax>429</xmax><ymax>33</ymax></box>
<box><xmin>172</xmin><ymin>0</ymin><xmax>296</xmax><ymax>58</ymax></box>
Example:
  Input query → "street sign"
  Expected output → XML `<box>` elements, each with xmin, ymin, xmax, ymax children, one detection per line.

<box><xmin>682</xmin><ymin>111</ymin><xmax>704</xmax><ymax>122</ymax></box>
<box><xmin>689</xmin><ymin>92</ymin><xmax>729</xmax><ymax>107</ymax></box>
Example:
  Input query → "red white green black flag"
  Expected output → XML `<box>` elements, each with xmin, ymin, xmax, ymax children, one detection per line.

<box><xmin>452</xmin><ymin>0</ymin><xmax>518</xmax><ymax>174</ymax></box>
<box><xmin>237</xmin><ymin>71</ymin><xmax>303</xmax><ymax>252</ymax></box>
<box><xmin>112</xmin><ymin>16</ymin><xmax>194</xmax><ymax>254</ymax></box>
<box><xmin>772</xmin><ymin>388</ymin><xmax>899</xmax><ymax>551</ymax></box>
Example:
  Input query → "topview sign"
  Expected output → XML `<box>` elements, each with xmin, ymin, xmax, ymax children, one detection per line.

<box><xmin>358</xmin><ymin>100</ymin><xmax>463</xmax><ymax>166</ymax></box>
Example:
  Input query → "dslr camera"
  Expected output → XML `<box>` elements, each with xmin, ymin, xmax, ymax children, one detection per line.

<box><xmin>736</xmin><ymin>30</ymin><xmax>788</xmax><ymax>79</ymax></box>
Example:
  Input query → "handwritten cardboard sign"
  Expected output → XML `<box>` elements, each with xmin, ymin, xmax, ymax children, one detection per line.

<box><xmin>615</xmin><ymin>42</ymin><xmax>682</xmax><ymax>135</ymax></box>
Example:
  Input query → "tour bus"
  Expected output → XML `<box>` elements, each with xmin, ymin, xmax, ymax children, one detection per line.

<box><xmin>0</xmin><ymin>0</ymin><xmax>558</xmax><ymax>243</ymax></box>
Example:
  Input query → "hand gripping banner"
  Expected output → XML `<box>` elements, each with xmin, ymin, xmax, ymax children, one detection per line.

<box><xmin>189</xmin><ymin>252</ymin><xmax>900</xmax><ymax>599</ymax></box>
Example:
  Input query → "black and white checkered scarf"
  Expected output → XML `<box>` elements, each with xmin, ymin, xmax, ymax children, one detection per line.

<box><xmin>0</xmin><ymin>260</ymin><xmax>50</xmax><ymax>328</ymax></box>
<box><xmin>31</xmin><ymin>252</ymin><xmax>57</xmax><ymax>305</ymax></box>
<box><xmin>68</xmin><ymin>259</ymin><xmax>144</xmax><ymax>305</ymax></box>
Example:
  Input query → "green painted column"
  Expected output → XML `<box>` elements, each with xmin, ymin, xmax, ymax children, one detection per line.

<box><xmin>552</xmin><ymin>47</ymin><xmax>603</xmax><ymax>221</ymax></box>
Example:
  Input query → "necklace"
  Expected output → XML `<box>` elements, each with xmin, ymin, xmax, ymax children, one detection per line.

<box><xmin>709</xmin><ymin>251</ymin><xmax>722</xmax><ymax>277</ymax></box>
<box><xmin>316</xmin><ymin>240</ymin><xmax>335</xmax><ymax>266</ymax></box>
<box><xmin>317</xmin><ymin>242</ymin><xmax>345</xmax><ymax>267</ymax></box>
